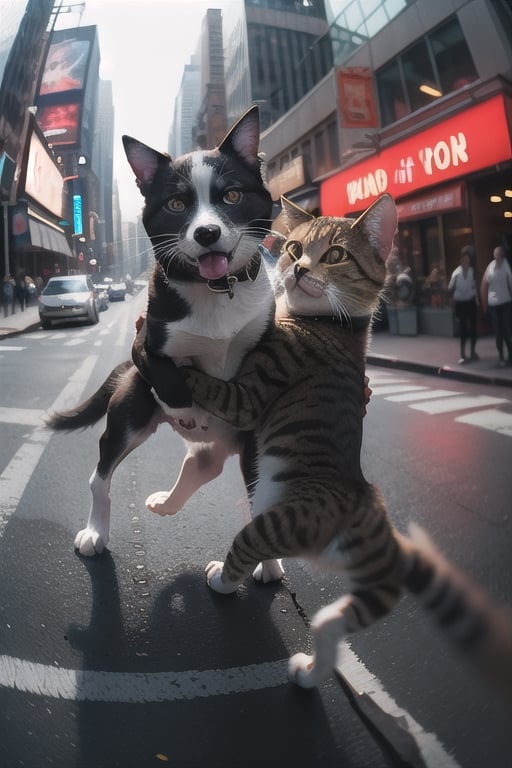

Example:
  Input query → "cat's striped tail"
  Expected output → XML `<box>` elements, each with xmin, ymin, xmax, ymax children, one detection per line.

<box><xmin>45</xmin><ymin>361</ymin><xmax>133</xmax><ymax>431</ymax></box>
<box><xmin>402</xmin><ymin>523</ymin><xmax>512</xmax><ymax>708</ymax></box>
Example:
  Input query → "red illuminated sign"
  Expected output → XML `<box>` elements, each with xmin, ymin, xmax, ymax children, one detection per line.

<box><xmin>37</xmin><ymin>103</ymin><xmax>81</xmax><ymax>146</ymax></box>
<box><xmin>321</xmin><ymin>94</ymin><xmax>512</xmax><ymax>215</ymax></box>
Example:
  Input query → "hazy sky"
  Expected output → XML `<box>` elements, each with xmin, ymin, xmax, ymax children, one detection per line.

<box><xmin>65</xmin><ymin>0</ymin><xmax>218</xmax><ymax>221</ymax></box>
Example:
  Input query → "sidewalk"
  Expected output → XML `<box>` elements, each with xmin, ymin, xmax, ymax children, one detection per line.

<box><xmin>1</xmin><ymin>304</ymin><xmax>511</xmax><ymax>388</ymax></box>
<box><xmin>368</xmin><ymin>328</ymin><xmax>512</xmax><ymax>388</ymax></box>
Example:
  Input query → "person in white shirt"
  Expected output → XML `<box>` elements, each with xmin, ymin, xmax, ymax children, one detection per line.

<box><xmin>448</xmin><ymin>246</ymin><xmax>479</xmax><ymax>364</ymax></box>
<box><xmin>480</xmin><ymin>245</ymin><xmax>512</xmax><ymax>367</ymax></box>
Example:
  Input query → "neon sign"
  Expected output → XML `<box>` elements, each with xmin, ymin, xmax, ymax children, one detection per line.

<box><xmin>73</xmin><ymin>194</ymin><xmax>83</xmax><ymax>235</ymax></box>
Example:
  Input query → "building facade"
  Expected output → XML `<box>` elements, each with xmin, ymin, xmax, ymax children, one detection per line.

<box><xmin>169</xmin><ymin>58</ymin><xmax>201</xmax><ymax>157</ymax></box>
<box><xmin>224</xmin><ymin>0</ymin><xmax>332</xmax><ymax>130</ymax></box>
<box><xmin>195</xmin><ymin>9</ymin><xmax>228</xmax><ymax>150</ymax></box>
<box><xmin>260</xmin><ymin>0</ymin><xmax>512</xmax><ymax>335</ymax></box>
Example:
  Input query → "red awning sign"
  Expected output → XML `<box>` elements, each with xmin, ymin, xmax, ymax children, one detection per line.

<box><xmin>321</xmin><ymin>94</ymin><xmax>512</xmax><ymax>215</ymax></box>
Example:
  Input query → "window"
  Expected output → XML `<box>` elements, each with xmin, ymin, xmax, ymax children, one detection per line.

<box><xmin>429</xmin><ymin>17</ymin><xmax>477</xmax><ymax>93</ymax></box>
<box><xmin>376</xmin><ymin>16</ymin><xmax>478</xmax><ymax>126</ymax></box>
<box><xmin>402</xmin><ymin>39</ymin><xmax>436</xmax><ymax>111</ymax></box>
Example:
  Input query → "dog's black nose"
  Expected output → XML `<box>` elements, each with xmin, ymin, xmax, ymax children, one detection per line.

<box><xmin>194</xmin><ymin>225</ymin><xmax>221</xmax><ymax>246</ymax></box>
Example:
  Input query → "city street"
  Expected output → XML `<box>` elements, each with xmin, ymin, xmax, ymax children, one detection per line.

<box><xmin>0</xmin><ymin>291</ymin><xmax>511</xmax><ymax>768</ymax></box>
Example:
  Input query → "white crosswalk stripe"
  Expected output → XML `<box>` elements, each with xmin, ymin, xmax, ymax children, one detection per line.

<box><xmin>456</xmin><ymin>408</ymin><xmax>512</xmax><ymax>436</ymax></box>
<box><xmin>409</xmin><ymin>394</ymin><xmax>508</xmax><ymax>414</ymax></box>
<box><xmin>385</xmin><ymin>389</ymin><xmax>459</xmax><ymax>402</ymax></box>
<box><xmin>368</xmin><ymin>370</ymin><xmax>512</xmax><ymax>437</ymax></box>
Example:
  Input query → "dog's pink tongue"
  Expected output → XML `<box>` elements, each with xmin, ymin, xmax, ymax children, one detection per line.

<box><xmin>198</xmin><ymin>252</ymin><xmax>229</xmax><ymax>280</ymax></box>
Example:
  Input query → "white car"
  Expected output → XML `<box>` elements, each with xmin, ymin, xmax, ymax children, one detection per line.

<box><xmin>38</xmin><ymin>274</ymin><xmax>100</xmax><ymax>329</ymax></box>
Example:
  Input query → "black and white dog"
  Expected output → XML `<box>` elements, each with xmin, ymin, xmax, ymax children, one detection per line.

<box><xmin>47</xmin><ymin>107</ymin><xmax>274</xmax><ymax>558</ymax></box>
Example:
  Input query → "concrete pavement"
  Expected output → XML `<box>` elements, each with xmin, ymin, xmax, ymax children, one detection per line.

<box><xmin>1</xmin><ymin>302</ymin><xmax>511</xmax><ymax>387</ymax></box>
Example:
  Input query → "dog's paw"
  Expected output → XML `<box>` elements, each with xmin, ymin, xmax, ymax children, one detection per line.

<box><xmin>145</xmin><ymin>491</ymin><xmax>180</xmax><ymax>516</ymax></box>
<box><xmin>288</xmin><ymin>653</ymin><xmax>318</xmax><ymax>688</ymax></box>
<box><xmin>205</xmin><ymin>561</ymin><xmax>238</xmax><ymax>594</ymax></box>
<box><xmin>74</xmin><ymin>527</ymin><xmax>108</xmax><ymax>557</ymax></box>
<box><xmin>252</xmin><ymin>559</ymin><xmax>284</xmax><ymax>584</ymax></box>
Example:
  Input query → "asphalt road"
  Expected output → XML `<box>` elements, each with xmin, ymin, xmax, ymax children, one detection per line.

<box><xmin>0</xmin><ymin>292</ymin><xmax>511</xmax><ymax>768</ymax></box>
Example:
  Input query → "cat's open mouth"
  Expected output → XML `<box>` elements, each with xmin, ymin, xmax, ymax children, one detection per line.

<box><xmin>198</xmin><ymin>252</ymin><xmax>229</xmax><ymax>280</ymax></box>
<box><xmin>287</xmin><ymin>272</ymin><xmax>326</xmax><ymax>298</ymax></box>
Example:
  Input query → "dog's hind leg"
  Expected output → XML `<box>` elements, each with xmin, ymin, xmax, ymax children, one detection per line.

<box><xmin>145</xmin><ymin>442</ymin><xmax>232</xmax><ymax>516</ymax></box>
<box><xmin>75</xmin><ymin>369</ymin><xmax>160</xmax><ymax>556</ymax></box>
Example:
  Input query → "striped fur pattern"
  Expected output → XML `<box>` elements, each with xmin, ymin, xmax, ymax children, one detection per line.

<box><xmin>183</xmin><ymin>194</ymin><xmax>512</xmax><ymax>701</ymax></box>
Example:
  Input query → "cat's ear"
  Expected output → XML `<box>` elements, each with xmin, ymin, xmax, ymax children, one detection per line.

<box><xmin>218</xmin><ymin>106</ymin><xmax>261</xmax><ymax>169</ymax></box>
<box><xmin>273</xmin><ymin>196</ymin><xmax>314</xmax><ymax>235</ymax></box>
<box><xmin>351</xmin><ymin>193</ymin><xmax>397</xmax><ymax>261</ymax></box>
<box><xmin>122</xmin><ymin>136</ymin><xmax>171</xmax><ymax>194</ymax></box>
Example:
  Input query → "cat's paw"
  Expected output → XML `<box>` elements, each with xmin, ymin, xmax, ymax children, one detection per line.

<box><xmin>145</xmin><ymin>491</ymin><xmax>181</xmax><ymax>516</ymax></box>
<box><xmin>205</xmin><ymin>561</ymin><xmax>238</xmax><ymax>594</ymax></box>
<box><xmin>252</xmin><ymin>559</ymin><xmax>285</xmax><ymax>583</ymax></box>
<box><xmin>288</xmin><ymin>653</ymin><xmax>318</xmax><ymax>689</ymax></box>
<box><xmin>74</xmin><ymin>526</ymin><xmax>108</xmax><ymax>557</ymax></box>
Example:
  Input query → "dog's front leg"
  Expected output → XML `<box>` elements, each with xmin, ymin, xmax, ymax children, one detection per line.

<box><xmin>146</xmin><ymin>441</ymin><xmax>232</xmax><ymax>516</ymax></box>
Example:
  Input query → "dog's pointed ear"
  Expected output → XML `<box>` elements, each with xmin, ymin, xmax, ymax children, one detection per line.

<box><xmin>122</xmin><ymin>136</ymin><xmax>171</xmax><ymax>194</ymax></box>
<box><xmin>217</xmin><ymin>105</ymin><xmax>261</xmax><ymax>169</ymax></box>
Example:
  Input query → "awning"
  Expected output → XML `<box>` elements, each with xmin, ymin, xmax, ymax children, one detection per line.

<box><xmin>28</xmin><ymin>216</ymin><xmax>74</xmax><ymax>259</ymax></box>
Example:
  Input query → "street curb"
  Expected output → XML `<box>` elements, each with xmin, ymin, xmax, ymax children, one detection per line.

<box><xmin>0</xmin><ymin>321</ymin><xmax>41</xmax><ymax>339</ymax></box>
<box><xmin>367</xmin><ymin>353</ymin><xmax>512</xmax><ymax>389</ymax></box>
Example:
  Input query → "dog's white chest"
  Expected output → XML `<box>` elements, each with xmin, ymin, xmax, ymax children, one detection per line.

<box><xmin>159</xmin><ymin>279</ymin><xmax>272</xmax><ymax>378</ymax></box>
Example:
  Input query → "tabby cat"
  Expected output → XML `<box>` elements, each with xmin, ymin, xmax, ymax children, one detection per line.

<box><xmin>177</xmin><ymin>194</ymin><xmax>512</xmax><ymax>699</ymax></box>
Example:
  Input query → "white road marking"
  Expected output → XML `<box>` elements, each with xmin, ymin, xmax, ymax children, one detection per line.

<box><xmin>456</xmin><ymin>408</ymin><xmax>512</xmax><ymax>436</ymax></box>
<box><xmin>116</xmin><ymin>309</ymin><xmax>130</xmax><ymax>348</ymax></box>
<box><xmin>0</xmin><ymin>345</ymin><xmax>26</xmax><ymax>351</ymax></box>
<box><xmin>370</xmin><ymin>384</ymin><xmax>431</xmax><ymax>396</ymax></box>
<box><xmin>336</xmin><ymin>644</ymin><xmax>461</xmax><ymax>768</ymax></box>
<box><xmin>0</xmin><ymin>407</ymin><xmax>45</xmax><ymax>426</ymax></box>
<box><xmin>410</xmin><ymin>395</ymin><xmax>508</xmax><ymax>415</ymax></box>
<box><xmin>385</xmin><ymin>388</ymin><xmax>462</xmax><ymax>402</ymax></box>
<box><xmin>0</xmin><ymin>654</ymin><xmax>288</xmax><ymax>702</ymax></box>
<box><xmin>0</xmin><ymin>645</ymin><xmax>460</xmax><ymax>767</ymax></box>
<box><xmin>0</xmin><ymin>355</ymin><xmax>97</xmax><ymax>538</ymax></box>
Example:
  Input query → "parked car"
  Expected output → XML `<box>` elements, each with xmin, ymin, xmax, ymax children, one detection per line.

<box><xmin>108</xmin><ymin>280</ymin><xmax>126</xmax><ymax>301</ymax></box>
<box><xmin>38</xmin><ymin>274</ymin><xmax>100</xmax><ymax>329</ymax></box>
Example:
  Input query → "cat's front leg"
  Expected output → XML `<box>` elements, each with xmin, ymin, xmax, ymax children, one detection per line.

<box><xmin>205</xmin><ymin>561</ymin><xmax>240</xmax><ymax>594</ymax></box>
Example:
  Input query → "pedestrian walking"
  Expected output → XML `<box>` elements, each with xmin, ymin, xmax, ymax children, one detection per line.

<box><xmin>480</xmin><ymin>245</ymin><xmax>512</xmax><ymax>367</ymax></box>
<box><xmin>14</xmin><ymin>273</ymin><xmax>27</xmax><ymax>312</ymax></box>
<box><xmin>448</xmin><ymin>245</ymin><xmax>479</xmax><ymax>364</ymax></box>
<box><xmin>2</xmin><ymin>274</ymin><xmax>16</xmax><ymax>317</ymax></box>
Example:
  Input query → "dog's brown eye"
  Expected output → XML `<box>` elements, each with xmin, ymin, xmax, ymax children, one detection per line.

<box><xmin>166</xmin><ymin>198</ymin><xmax>185</xmax><ymax>212</ymax></box>
<box><xmin>285</xmin><ymin>241</ymin><xmax>302</xmax><ymax>261</ymax></box>
<box><xmin>323</xmin><ymin>247</ymin><xmax>348</xmax><ymax>265</ymax></box>
<box><xmin>223</xmin><ymin>189</ymin><xmax>242</xmax><ymax>205</ymax></box>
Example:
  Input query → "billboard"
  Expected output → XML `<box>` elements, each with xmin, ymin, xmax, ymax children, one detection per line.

<box><xmin>39</xmin><ymin>37</ymin><xmax>90</xmax><ymax>96</ymax></box>
<box><xmin>37</xmin><ymin>102</ymin><xmax>81</xmax><ymax>146</ymax></box>
<box><xmin>0</xmin><ymin>0</ymin><xmax>54</xmax><ymax>201</ymax></box>
<box><xmin>35</xmin><ymin>26</ymin><xmax>96</xmax><ymax>149</ymax></box>
<box><xmin>23</xmin><ymin>124</ymin><xmax>64</xmax><ymax>218</ymax></box>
